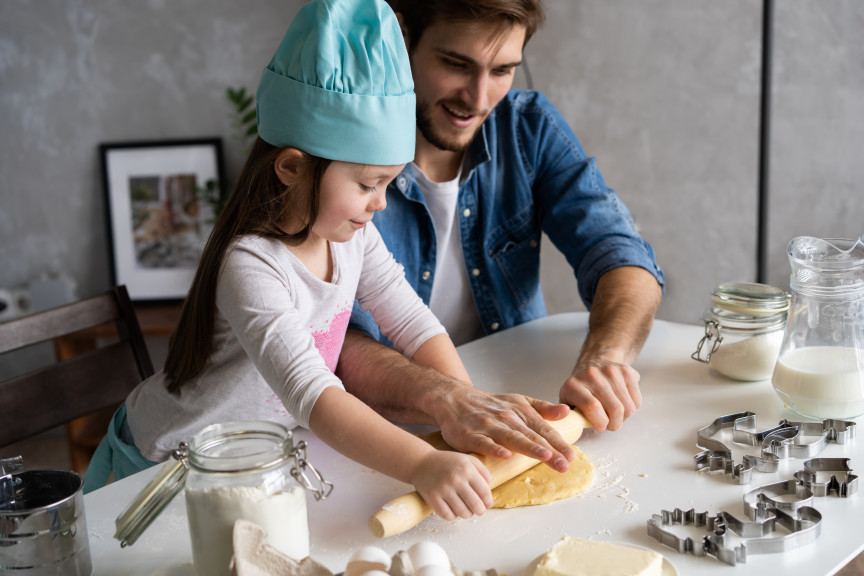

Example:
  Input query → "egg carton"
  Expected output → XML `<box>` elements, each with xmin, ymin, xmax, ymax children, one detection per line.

<box><xmin>230</xmin><ymin>519</ymin><xmax>497</xmax><ymax>576</ymax></box>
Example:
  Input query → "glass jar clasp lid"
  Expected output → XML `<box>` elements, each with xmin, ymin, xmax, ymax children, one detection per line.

<box><xmin>288</xmin><ymin>438</ymin><xmax>333</xmax><ymax>501</ymax></box>
<box><xmin>172</xmin><ymin>433</ymin><xmax>334</xmax><ymax>500</ymax></box>
<box><xmin>114</xmin><ymin>444</ymin><xmax>190</xmax><ymax>548</ymax></box>
<box><xmin>692</xmin><ymin>319</ymin><xmax>722</xmax><ymax>363</ymax></box>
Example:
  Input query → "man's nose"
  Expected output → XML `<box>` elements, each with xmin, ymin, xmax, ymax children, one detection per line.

<box><xmin>461</xmin><ymin>72</ymin><xmax>489</xmax><ymax>113</ymax></box>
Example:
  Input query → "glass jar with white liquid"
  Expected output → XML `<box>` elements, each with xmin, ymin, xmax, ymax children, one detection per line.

<box><xmin>114</xmin><ymin>420</ymin><xmax>332</xmax><ymax>576</ymax></box>
<box><xmin>772</xmin><ymin>235</ymin><xmax>864</xmax><ymax>419</ymax></box>
<box><xmin>692</xmin><ymin>282</ymin><xmax>789</xmax><ymax>381</ymax></box>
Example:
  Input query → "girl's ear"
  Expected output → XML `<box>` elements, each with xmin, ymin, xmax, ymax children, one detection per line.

<box><xmin>273</xmin><ymin>148</ymin><xmax>306</xmax><ymax>186</ymax></box>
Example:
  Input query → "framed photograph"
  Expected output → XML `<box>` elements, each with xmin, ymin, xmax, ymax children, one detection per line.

<box><xmin>101</xmin><ymin>138</ymin><xmax>225</xmax><ymax>301</ymax></box>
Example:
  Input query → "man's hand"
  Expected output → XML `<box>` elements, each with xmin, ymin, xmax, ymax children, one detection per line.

<box><xmin>431</xmin><ymin>387</ymin><xmax>576</xmax><ymax>472</ymax></box>
<box><xmin>337</xmin><ymin>330</ymin><xmax>578</xmax><ymax>472</ymax></box>
<box><xmin>560</xmin><ymin>360</ymin><xmax>642</xmax><ymax>432</ymax></box>
<box><xmin>559</xmin><ymin>266</ymin><xmax>661</xmax><ymax>432</ymax></box>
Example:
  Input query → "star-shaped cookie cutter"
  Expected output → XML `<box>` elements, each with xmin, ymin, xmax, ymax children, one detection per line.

<box><xmin>694</xmin><ymin>412</ymin><xmax>856</xmax><ymax>484</ymax></box>
<box><xmin>794</xmin><ymin>457</ymin><xmax>858</xmax><ymax>497</ymax></box>
<box><xmin>646</xmin><ymin>506</ymin><xmax>823</xmax><ymax>566</ymax></box>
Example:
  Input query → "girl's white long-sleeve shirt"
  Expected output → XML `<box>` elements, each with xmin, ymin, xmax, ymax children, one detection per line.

<box><xmin>126</xmin><ymin>223</ymin><xmax>445</xmax><ymax>461</ymax></box>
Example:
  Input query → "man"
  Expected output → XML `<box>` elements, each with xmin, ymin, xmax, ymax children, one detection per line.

<box><xmin>337</xmin><ymin>0</ymin><xmax>664</xmax><ymax>472</ymax></box>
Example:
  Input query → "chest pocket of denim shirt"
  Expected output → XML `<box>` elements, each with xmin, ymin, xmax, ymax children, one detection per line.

<box><xmin>489</xmin><ymin>216</ymin><xmax>543</xmax><ymax>308</ymax></box>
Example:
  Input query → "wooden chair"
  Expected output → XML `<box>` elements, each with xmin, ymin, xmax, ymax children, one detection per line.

<box><xmin>0</xmin><ymin>285</ymin><xmax>155</xmax><ymax>472</ymax></box>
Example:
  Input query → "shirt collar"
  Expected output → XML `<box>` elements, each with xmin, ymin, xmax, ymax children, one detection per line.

<box><xmin>394</xmin><ymin>111</ymin><xmax>494</xmax><ymax>198</ymax></box>
<box><xmin>463</xmin><ymin>112</ymin><xmax>493</xmax><ymax>181</ymax></box>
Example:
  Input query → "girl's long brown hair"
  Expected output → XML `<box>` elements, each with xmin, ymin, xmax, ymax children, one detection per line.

<box><xmin>164</xmin><ymin>138</ymin><xmax>331</xmax><ymax>393</ymax></box>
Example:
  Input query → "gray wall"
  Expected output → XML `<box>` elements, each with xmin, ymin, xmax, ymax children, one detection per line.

<box><xmin>0</xmin><ymin>0</ymin><xmax>303</xmax><ymax>309</ymax></box>
<box><xmin>533</xmin><ymin>1</ymin><xmax>762</xmax><ymax>323</ymax></box>
<box><xmin>1</xmin><ymin>1</ymin><xmax>863</xmax><ymax>332</ymax></box>
<box><xmin>765</xmin><ymin>1</ymin><xmax>864</xmax><ymax>290</ymax></box>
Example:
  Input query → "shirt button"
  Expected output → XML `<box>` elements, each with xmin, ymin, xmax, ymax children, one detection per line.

<box><xmin>421</xmin><ymin>271</ymin><xmax>431</xmax><ymax>280</ymax></box>
<box><xmin>462</xmin><ymin>208</ymin><xmax>471</xmax><ymax>218</ymax></box>
<box><xmin>530</xmin><ymin>239</ymin><xmax>539</xmax><ymax>248</ymax></box>
<box><xmin>397</xmin><ymin>176</ymin><xmax>407</xmax><ymax>190</ymax></box>
<box><xmin>471</xmin><ymin>268</ymin><xmax>480</xmax><ymax>277</ymax></box>
<box><xmin>490</xmin><ymin>322</ymin><xmax>500</xmax><ymax>331</ymax></box>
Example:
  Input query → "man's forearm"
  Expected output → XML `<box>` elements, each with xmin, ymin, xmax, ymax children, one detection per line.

<box><xmin>339</xmin><ymin>329</ymin><xmax>577</xmax><ymax>469</ymax></box>
<box><xmin>578</xmin><ymin>266</ymin><xmax>662</xmax><ymax>366</ymax></box>
<box><xmin>335</xmin><ymin>329</ymin><xmax>466</xmax><ymax>425</ymax></box>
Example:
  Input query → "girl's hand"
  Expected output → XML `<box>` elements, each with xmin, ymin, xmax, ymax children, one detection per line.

<box><xmin>411</xmin><ymin>451</ymin><xmax>493</xmax><ymax>521</ymax></box>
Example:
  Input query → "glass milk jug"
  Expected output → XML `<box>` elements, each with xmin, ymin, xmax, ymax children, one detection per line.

<box><xmin>771</xmin><ymin>235</ymin><xmax>864</xmax><ymax>419</ymax></box>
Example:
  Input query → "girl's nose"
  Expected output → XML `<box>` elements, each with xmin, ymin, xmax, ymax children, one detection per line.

<box><xmin>369</xmin><ymin>188</ymin><xmax>387</xmax><ymax>212</ymax></box>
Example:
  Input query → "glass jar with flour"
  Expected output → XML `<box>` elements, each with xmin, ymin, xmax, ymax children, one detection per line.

<box><xmin>772</xmin><ymin>235</ymin><xmax>864</xmax><ymax>419</ymax></box>
<box><xmin>692</xmin><ymin>282</ymin><xmax>789</xmax><ymax>381</ymax></box>
<box><xmin>114</xmin><ymin>420</ymin><xmax>332</xmax><ymax>576</ymax></box>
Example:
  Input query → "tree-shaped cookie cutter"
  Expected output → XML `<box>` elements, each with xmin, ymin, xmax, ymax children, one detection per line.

<box><xmin>694</xmin><ymin>412</ymin><xmax>856</xmax><ymax>484</ymax></box>
<box><xmin>646</xmin><ymin>506</ymin><xmax>823</xmax><ymax>566</ymax></box>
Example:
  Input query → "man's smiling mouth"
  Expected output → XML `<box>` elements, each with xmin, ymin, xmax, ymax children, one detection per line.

<box><xmin>443</xmin><ymin>103</ymin><xmax>473</xmax><ymax>119</ymax></box>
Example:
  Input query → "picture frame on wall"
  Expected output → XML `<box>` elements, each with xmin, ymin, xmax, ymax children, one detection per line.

<box><xmin>100</xmin><ymin>138</ymin><xmax>225</xmax><ymax>302</ymax></box>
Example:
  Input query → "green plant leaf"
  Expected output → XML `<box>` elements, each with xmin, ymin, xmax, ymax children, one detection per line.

<box><xmin>238</xmin><ymin>96</ymin><xmax>254</xmax><ymax>112</ymax></box>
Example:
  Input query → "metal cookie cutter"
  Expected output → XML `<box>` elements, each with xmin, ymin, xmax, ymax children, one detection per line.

<box><xmin>762</xmin><ymin>419</ymin><xmax>857</xmax><ymax>459</ymax></box>
<box><xmin>647</xmin><ymin>506</ymin><xmax>823</xmax><ymax>566</ymax></box>
<box><xmin>743</xmin><ymin>480</ymin><xmax>814</xmax><ymax>520</ymax></box>
<box><xmin>794</xmin><ymin>457</ymin><xmax>858</xmax><ymax>497</ymax></box>
<box><xmin>694</xmin><ymin>412</ymin><xmax>784</xmax><ymax>484</ymax></box>
<box><xmin>694</xmin><ymin>412</ymin><xmax>856</xmax><ymax>484</ymax></box>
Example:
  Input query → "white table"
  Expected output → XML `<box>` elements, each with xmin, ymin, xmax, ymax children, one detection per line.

<box><xmin>84</xmin><ymin>313</ymin><xmax>864</xmax><ymax>575</ymax></box>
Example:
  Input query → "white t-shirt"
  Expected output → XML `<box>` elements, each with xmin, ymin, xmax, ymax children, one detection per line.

<box><xmin>415</xmin><ymin>166</ymin><xmax>485</xmax><ymax>346</ymax></box>
<box><xmin>126</xmin><ymin>224</ymin><xmax>444</xmax><ymax>461</ymax></box>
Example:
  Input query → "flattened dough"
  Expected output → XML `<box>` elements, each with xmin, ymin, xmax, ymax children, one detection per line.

<box><xmin>418</xmin><ymin>432</ymin><xmax>595</xmax><ymax>508</ymax></box>
<box><xmin>491</xmin><ymin>446</ymin><xmax>594</xmax><ymax>508</ymax></box>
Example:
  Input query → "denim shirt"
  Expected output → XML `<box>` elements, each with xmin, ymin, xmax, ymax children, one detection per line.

<box><xmin>350</xmin><ymin>89</ymin><xmax>665</xmax><ymax>342</ymax></box>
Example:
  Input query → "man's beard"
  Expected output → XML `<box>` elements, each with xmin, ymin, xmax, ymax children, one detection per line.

<box><xmin>416</xmin><ymin>97</ymin><xmax>477</xmax><ymax>154</ymax></box>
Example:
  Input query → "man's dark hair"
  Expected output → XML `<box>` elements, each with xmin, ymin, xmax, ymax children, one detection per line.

<box><xmin>387</xmin><ymin>0</ymin><xmax>545</xmax><ymax>53</ymax></box>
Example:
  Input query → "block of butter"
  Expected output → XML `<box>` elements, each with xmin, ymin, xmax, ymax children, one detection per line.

<box><xmin>533</xmin><ymin>536</ymin><xmax>664</xmax><ymax>576</ymax></box>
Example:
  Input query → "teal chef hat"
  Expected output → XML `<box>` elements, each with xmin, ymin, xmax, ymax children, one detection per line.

<box><xmin>256</xmin><ymin>0</ymin><xmax>415</xmax><ymax>166</ymax></box>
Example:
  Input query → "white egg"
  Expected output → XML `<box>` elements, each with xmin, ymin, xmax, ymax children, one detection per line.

<box><xmin>407</xmin><ymin>541</ymin><xmax>450</xmax><ymax>569</ymax></box>
<box><xmin>415</xmin><ymin>565</ymin><xmax>452</xmax><ymax>576</ymax></box>
<box><xmin>344</xmin><ymin>546</ymin><xmax>391</xmax><ymax>576</ymax></box>
<box><xmin>358</xmin><ymin>571</ymin><xmax>391</xmax><ymax>576</ymax></box>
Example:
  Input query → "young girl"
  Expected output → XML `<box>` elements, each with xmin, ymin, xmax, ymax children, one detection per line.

<box><xmin>84</xmin><ymin>0</ymin><xmax>493</xmax><ymax>522</ymax></box>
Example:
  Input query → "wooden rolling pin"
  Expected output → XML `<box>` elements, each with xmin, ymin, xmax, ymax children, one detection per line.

<box><xmin>368</xmin><ymin>409</ymin><xmax>592</xmax><ymax>538</ymax></box>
